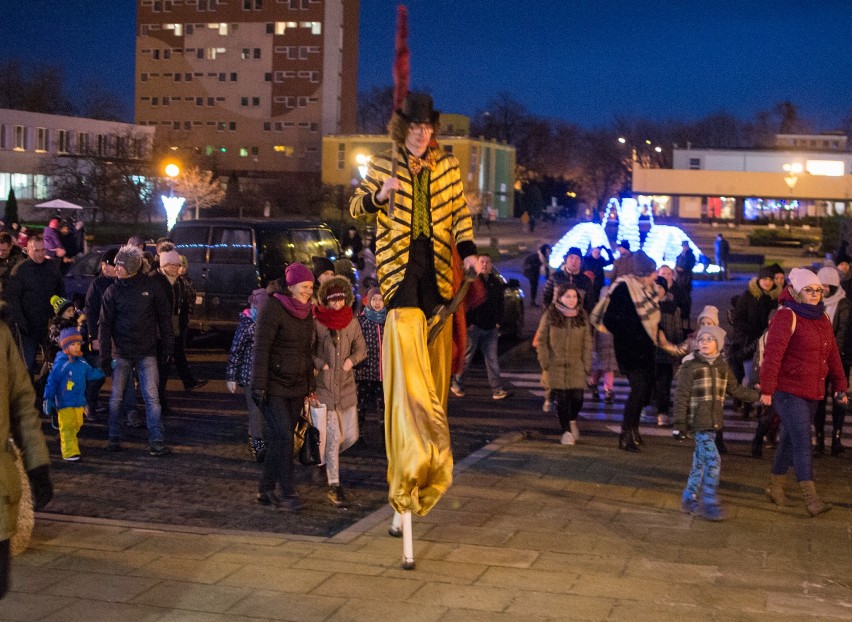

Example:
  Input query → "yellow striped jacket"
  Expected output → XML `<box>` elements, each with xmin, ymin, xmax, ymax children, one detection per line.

<box><xmin>350</xmin><ymin>147</ymin><xmax>475</xmax><ymax>303</ymax></box>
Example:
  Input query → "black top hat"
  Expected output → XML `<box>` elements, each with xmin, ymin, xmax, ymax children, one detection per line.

<box><xmin>397</xmin><ymin>92</ymin><xmax>440</xmax><ymax>125</ymax></box>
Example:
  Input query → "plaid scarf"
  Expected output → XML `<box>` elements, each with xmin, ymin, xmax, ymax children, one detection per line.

<box><xmin>590</xmin><ymin>275</ymin><xmax>660</xmax><ymax>341</ymax></box>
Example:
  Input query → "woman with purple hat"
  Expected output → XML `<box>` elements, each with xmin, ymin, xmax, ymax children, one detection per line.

<box><xmin>250</xmin><ymin>263</ymin><xmax>316</xmax><ymax>512</ymax></box>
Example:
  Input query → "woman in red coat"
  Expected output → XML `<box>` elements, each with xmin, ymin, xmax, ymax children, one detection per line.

<box><xmin>759</xmin><ymin>268</ymin><xmax>847</xmax><ymax>516</ymax></box>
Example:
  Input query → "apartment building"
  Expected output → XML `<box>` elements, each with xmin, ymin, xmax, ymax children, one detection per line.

<box><xmin>0</xmin><ymin>108</ymin><xmax>154</xmax><ymax>209</ymax></box>
<box><xmin>136</xmin><ymin>0</ymin><xmax>359</xmax><ymax>175</ymax></box>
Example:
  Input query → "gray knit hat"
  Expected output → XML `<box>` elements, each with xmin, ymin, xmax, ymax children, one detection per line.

<box><xmin>114</xmin><ymin>244</ymin><xmax>143</xmax><ymax>276</ymax></box>
<box><xmin>631</xmin><ymin>250</ymin><xmax>657</xmax><ymax>277</ymax></box>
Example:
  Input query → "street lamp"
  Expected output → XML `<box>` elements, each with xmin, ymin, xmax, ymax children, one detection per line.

<box><xmin>783</xmin><ymin>162</ymin><xmax>803</xmax><ymax>191</ymax></box>
<box><xmin>162</xmin><ymin>162</ymin><xmax>185</xmax><ymax>231</ymax></box>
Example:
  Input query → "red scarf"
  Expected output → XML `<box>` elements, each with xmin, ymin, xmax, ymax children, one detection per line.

<box><xmin>313</xmin><ymin>304</ymin><xmax>354</xmax><ymax>330</ymax></box>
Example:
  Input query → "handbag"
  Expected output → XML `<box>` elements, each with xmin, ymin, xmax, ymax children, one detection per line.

<box><xmin>294</xmin><ymin>400</ymin><xmax>322</xmax><ymax>466</ymax></box>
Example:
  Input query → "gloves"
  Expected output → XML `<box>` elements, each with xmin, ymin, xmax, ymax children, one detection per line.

<box><xmin>42</xmin><ymin>399</ymin><xmax>53</xmax><ymax>416</ymax></box>
<box><xmin>251</xmin><ymin>388</ymin><xmax>267</xmax><ymax>409</ymax></box>
<box><xmin>226</xmin><ymin>381</ymin><xmax>237</xmax><ymax>394</ymax></box>
<box><xmin>100</xmin><ymin>357</ymin><xmax>113</xmax><ymax>376</ymax></box>
<box><xmin>27</xmin><ymin>465</ymin><xmax>53</xmax><ymax>512</ymax></box>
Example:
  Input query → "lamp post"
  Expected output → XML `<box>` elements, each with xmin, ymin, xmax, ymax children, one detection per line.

<box><xmin>162</xmin><ymin>162</ymin><xmax>185</xmax><ymax>231</ymax></box>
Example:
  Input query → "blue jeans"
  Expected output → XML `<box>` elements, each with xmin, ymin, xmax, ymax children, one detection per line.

<box><xmin>108</xmin><ymin>357</ymin><xmax>164</xmax><ymax>444</ymax></box>
<box><xmin>771</xmin><ymin>391</ymin><xmax>816</xmax><ymax>482</ymax></box>
<box><xmin>454</xmin><ymin>325</ymin><xmax>502</xmax><ymax>391</ymax></box>
<box><xmin>683</xmin><ymin>431</ymin><xmax>721</xmax><ymax>505</ymax></box>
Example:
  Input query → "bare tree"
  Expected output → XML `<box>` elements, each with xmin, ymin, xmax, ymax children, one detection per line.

<box><xmin>357</xmin><ymin>86</ymin><xmax>394</xmax><ymax>134</ymax></box>
<box><xmin>81</xmin><ymin>79</ymin><xmax>128</xmax><ymax>121</ymax></box>
<box><xmin>172</xmin><ymin>167</ymin><xmax>226</xmax><ymax>219</ymax></box>
<box><xmin>0</xmin><ymin>60</ymin><xmax>74</xmax><ymax>115</ymax></box>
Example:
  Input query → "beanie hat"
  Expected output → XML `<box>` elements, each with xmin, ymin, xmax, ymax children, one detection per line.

<box><xmin>365</xmin><ymin>287</ymin><xmax>382</xmax><ymax>304</ymax></box>
<box><xmin>564</xmin><ymin>247</ymin><xmax>583</xmax><ymax>261</ymax></box>
<box><xmin>285</xmin><ymin>262</ymin><xmax>314</xmax><ymax>286</ymax></box>
<box><xmin>114</xmin><ymin>244</ymin><xmax>143</xmax><ymax>276</ymax></box>
<box><xmin>757</xmin><ymin>265</ymin><xmax>776</xmax><ymax>281</ymax></box>
<box><xmin>696</xmin><ymin>325</ymin><xmax>726</xmax><ymax>348</ymax></box>
<box><xmin>159</xmin><ymin>249</ymin><xmax>181</xmax><ymax>266</ymax></box>
<box><xmin>631</xmin><ymin>250</ymin><xmax>657</xmax><ymax>277</ymax></box>
<box><xmin>817</xmin><ymin>266</ymin><xmax>840</xmax><ymax>287</ymax></box>
<box><xmin>311</xmin><ymin>256</ymin><xmax>335</xmax><ymax>279</ymax></box>
<box><xmin>768</xmin><ymin>263</ymin><xmax>785</xmax><ymax>276</ymax></box>
<box><xmin>101</xmin><ymin>248</ymin><xmax>119</xmax><ymax>266</ymax></box>
<box><xmin>318</xmin><ymin>275</ymin><xmax>354</xmax><ymax>307</ymax></box>
<box><xmin>51</xmin><ymin>295</ymin><xmax>74</xmax><ymax>316</ymax></box>
<box><xmin>834</xmin><ymin>251</ymin><xmax>852</xmax><ymax>266</ymax></box>
<box><xmin>697</xmin><ymin>305</ymin><xmax>720</xmax><ymax>326</ymax></box>
<box><xmin>618</xmin><ymin>239</ymin><xmax>630</xmax><ymax>251</ymax></box>
<box><xmin>59</xmin><ymin>327</ymin><xmax>83</xmax><ymax>351</ymax></box>
<box><xmin>788</xmin><ymin>268</ymin><xmax>820</xmax><ymax>294</ymax></box>
<box><xmin>248</xmin><ymin>288</ymin><xmax>268</xmax><ymax>309</ymax></box>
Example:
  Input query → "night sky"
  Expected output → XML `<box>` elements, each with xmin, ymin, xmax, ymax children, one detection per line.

<box><xmin>0</xmin><ymin>0</ymin><xmax>849</xmax><ymax>129</ymax></box>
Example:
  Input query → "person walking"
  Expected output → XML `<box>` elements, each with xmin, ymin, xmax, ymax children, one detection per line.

<box><xmin>522</xmin><ymin>244</ymin><xmax>551</xmax><ymax>307</ymax></box>
<box><xmin>653</xmin><ymin>276</ymin><xmax>684</xmax><ymax>428</ymax></box>
<box><xmin>99</xmin><ymin>245</ymin><xmax>174</xmax><ymax>457</ymax></box>
<box><xmin>583</xmin><ymin>245</ymin><xmax>614</xmax><ymax>300</ymax></box>
<box><xmin>350</xmin><ymin>92</ymin><xmax>478</xmax><ymax>569</ymax></box>
<box><xmin>714</xmin><ymin>233</ymin><xmax>730</xmax><ymax>280</ymax></box>
<box><xmin>814</xmin><ymin>266</ymin><xmax>850</xmax><ymax>456</ymax></box>
<box><xmin>760</xmin><ymin>268</ymin><xmax>847</xmax><ymax>517</ymax></box>
<box><xmin>313</xmin><ymin>276</ymin><xmax>366</xmax><ymax>507</ymax></box>
<box><xmin>610</xmin><ymin>240</ymin><xmax>633</xmax><ymax>281</ymax></box>
<box><xmin>42</xmin><ymin>327</ymin><xmax>104</xmax><ymax>461</ymax></box>
<box><xmin>594</xmin><ymin>250</ymin><xmax>660</xmax><ymax>452</ymax></box>
<box><xmin>355</xmin><ymin>287</ymin><xmax>386</xmax><ymax>441</ymax></box>
<box><xmin>674</xmin><ymin>325</ymin><xmax>759</xmax><ymax>520</ymax></box>
<box><xmin>537</xmin><ymin>284</ymin><xmax>592</xmax><ymax>445</ymax></box>
<box><xmin>226</xmin><ymin>288</ymin><xmax>267</xmax><ymax>462</ymax></box>
<box><xmin>251</xmin><ymin>262</ymin><xmax>316</xmax><ymax>512</ymax></box>
<box><xmin>542</xmin><ymin>247</ymin><xmax>596</xmax><ymax>312</ymax></box>
<box><xmin>5</xmin><ymin>235</ymin><xmax>65</xmax><ymax>373</ymax></box>
<box><xmin>675</xmin><ymin>240</ymin><xmax>696</xmax><ymax>314</ymax></box>
<box><xmin>451</xmin><ymin>254</ymin><xmax>511</xmax><ymax>400</ymax></box>
<box><xmin>0</xmin><ymin>232</ymin><xmax>24</xmax><ymax>297</ymax></box>
<box><xmin>0</xmin><ymin>316</ymin><xmax>52</xmax><ymax>600</ymax></box>
<box><xmin>174</xmin><ymin>255</ymin><xmax>206</xmax><ymax>391</ymax></box>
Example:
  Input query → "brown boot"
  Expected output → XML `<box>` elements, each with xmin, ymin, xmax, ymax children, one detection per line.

<box><xmin>765</xmin><ymin>473</ymin><xmax>791</xmax><ymax>506</ymax></box>
<box><xmin>799</xmin><ymin>481</ymin><xmax>831</xmax><ymax>517</ymax></box>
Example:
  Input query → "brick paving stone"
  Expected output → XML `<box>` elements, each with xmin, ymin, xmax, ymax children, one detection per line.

<box><xmin>131</xmin><ymin>581</ymin><xmax>253</xmax><ymax>614</ymax></box>
<box><xmin>408</xmin><ymin>582</ymin><xmax>515</xmax><ymax>613</ymax></box>
<box><xmin>224</xmin><ymin>589</ymin><xmax>345</xmax><ymax>622</ymax></box>
<box><xmin>311</xmin><ymin>573</ymin><xmax>423</xmax><ymax>601</ymax></box>
<box><xmin>477</xmin><ymin>566</ymin><xmax>579</xmax><ymax>593</ymax></box>
<box><xmin>38</xmin><ymin>599</ymin><xmax>168</xmax><ymax>622</ymax></box>
<box><xmin>42</xmin><ymin>570</ymin><xmax>162</xmax><ymax>603</ymax></box>
<box><xmin>0</xmin><ymin>591</ymin><xmax>76</xmax><ymax>621</ymax></box>
<box><xmin>133</xmin><ymin>556</ymin><xmax>245</xmax><ymax>584</ymax></box>
<box><xmin>443</xmin><ymin>544</ymin><xmax>539</xmax><ymax>568</ymax></box>
<box><xmin>382</xmin><ymin>558</ymin><xmax>488</xmax><ymax>585</ymax></box>
<box><xmin>326</xmin><ymin>598</ymin><xmax>446</xmax><ymax>622</ymax></box>
<box><xmin>47</xmin><ymin>547</ymin><xmax>162</xmax><ymax>576</ymax></box>
<box><xmin>219</xmin><ymin>565</ymin><xmax>330</xmax><ymax>593</ymax></box>
<box><xmin>8</xmin><ymin>563</ymin><xmax>76</xmax><ymax>593</ymax></box>
<box><xmin>438</xmin><ymin>610</ymin><xmax>550</xmax><ymax>622</ymax></box>
<box><xmin>506</xmin><ymin>590</ymin><xmax>616</xmax><ymax>620</ymax></box>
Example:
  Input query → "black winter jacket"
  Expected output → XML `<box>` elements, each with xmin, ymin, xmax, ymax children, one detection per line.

<box><xmin>602</xmin><ymin>281</ymin><xmax>656</xmax><ymax>374</ymax></box>
<box><xmin>5</xmin><ymin>258</ymin><xmax>64</xmax><ymax>335</ymax></box>
<box><xmin>466</xmin><ymin>273</ymin><xmax>505</xmax><ymax>330</ymax></box>
<box><xmin>542</xmin><ymin>269</ymin><xmax>596</xmax><ymax>311</ymax></box>
<box><xmin>731</xmin><ymin>278</ymin><xmax>778</xmax><ymax>361</ymax></box>
<box><xmin>251</xmin><ymin>295</ymin><xmax>315</xmax><ymax>398</ymax></box>
<box><xmin>99</xmin><ymin>272</ymin><xmax>174</xmax><ymax>362</ymax></box>
<box><xmin>85</xmin><ymin>274</ymin><xmax>115</xmax><ymax>342</ymax></box>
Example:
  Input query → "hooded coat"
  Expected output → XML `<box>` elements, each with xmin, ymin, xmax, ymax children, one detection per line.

<box><xmin>0</xmin><ymin>322</ymin><xmax>50</xmax><ymax>541</ymax></box>
<box><xmin>313</xmin><ymin>277</ymin><xmax>367</xmax><ymax>411</ymax></box>
<box><xmin>731</xmin><ymin>277</ymin><xmax>779</xmax><ymax>361</ymax></box>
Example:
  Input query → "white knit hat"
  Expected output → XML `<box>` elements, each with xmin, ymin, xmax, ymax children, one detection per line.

<box><xmin>159</xmin><ymin>249</ymin><xmax>181</xmax><ymax>266</ymax></box>
<box><xmin>788</xmin><ymin>268</ymin><xmax>820</xmax><ymax>293</ymax></box>
<box><xmin>697</xmin><ymin>305</ymin><xmax>719</xmax><ymax>326</ymax></box>
<box><xmin>817</xmin><ymin>266</ymin><xmax>840</xmax><ymax>287</ymax></box>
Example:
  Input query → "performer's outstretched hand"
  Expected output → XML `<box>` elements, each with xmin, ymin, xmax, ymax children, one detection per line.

<box><xmin>463</xmin><ymin>254</ymin><xmax>479</xmax><ymax>273</ymax></box>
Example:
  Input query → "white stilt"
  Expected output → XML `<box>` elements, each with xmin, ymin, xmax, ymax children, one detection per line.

<box><xmin>401</xmin><ymin>510</ymin><xmax>415</xmax><ymax>570</ymax></box>
<box><xmin>389</xmin><ymin>510</ymin><xmax>402</xmax><ymax>537</ymax></box>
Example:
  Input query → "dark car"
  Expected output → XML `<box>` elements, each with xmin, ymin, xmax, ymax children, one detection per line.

<box><xmin>169</xmin><ymin>218</ymin><xmax>342</xmax><ymax>332</ymax></box>
<box><xmin>496</xmin><ymin>270</ymin><xmax>525</xmax><ymax>339</ymax></box>
<box><xmin>62</xmin><ymin>248</ymin><xmax>111</xmax><ymax>300</ymax></box>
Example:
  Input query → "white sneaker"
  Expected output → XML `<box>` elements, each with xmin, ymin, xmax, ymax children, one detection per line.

<box><xmin>560</xmin><ymin>431</ymin><xmax>575</xmax><ymax>445</ymax></box>
<box><xmin>657</xmin><ymin>414</ymin><xmax>672</xmax><ymax>427</ymax></box>
<box><xmin>569</xmin><ymin>420</ymin><xmax>580</xmax><ymax>441</ymax></box>
<box><xmin>542</xmin><ymin>399</ymin><xmax>552</xmax><ymax>413</ymax></box>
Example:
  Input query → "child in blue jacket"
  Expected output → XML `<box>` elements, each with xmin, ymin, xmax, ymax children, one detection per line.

<box><xmin>44</xmin><ymin>327</ymin><xmax>105</xmax><ymax>461</ymax></box>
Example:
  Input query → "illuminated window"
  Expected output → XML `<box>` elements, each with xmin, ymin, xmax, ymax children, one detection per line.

<box><xmin>805</xmin><ymin>160</ymin><xmax>844</xmax><ymax>176</ymax></box>
<box><xmin>13</xmin><ymin>125</ymin><xmax>25</xmax><ymax>151</ymax></box>
<box><xmin>274</xmin><ymin>21</ymin><xmax>297</xmax><ymax>34</ymax></box>
<box><xmin>205</xmin><ymin>47</ymin><xmax>226</xmax><ymax>59</ymax></box>
<box><xmin>163</xmin><ymin>23</ymin><xmax>183</xmax><ymax>35</ymax></box>
<box><xmin>239</xmin><ymin>148</ymin><xmax>248</xmax><ymax>157</ymax></box>
<box><xmin>242</xmin><ymin>48</ymin><xmax>250</xmax><ymax>59</ymax></box>
<box><xmin>300</xmin><ymin>21</ymin><xmax>321</xmax><ymax>34</ymax></box>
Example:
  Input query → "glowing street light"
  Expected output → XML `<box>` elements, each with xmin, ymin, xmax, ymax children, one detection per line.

<box><xmin>161</xmin><ymin>162</ymin><xmax>185</xmax><ymax>231</ymax></box>
<box><xmin>354</xmin><ymin>152</ymin><xmax>370</xmax><ymax>180</ymax></box>
<box><xmin>783</xmin><ymin>162</ymin><xmax>803</xmax><ymax>192</ymax></box>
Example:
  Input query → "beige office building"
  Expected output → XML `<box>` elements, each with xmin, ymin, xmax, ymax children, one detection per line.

<box><xmin>136</xmin><ymin>0</ymin><xmax>359</xmax><ymax>175</ymax></box>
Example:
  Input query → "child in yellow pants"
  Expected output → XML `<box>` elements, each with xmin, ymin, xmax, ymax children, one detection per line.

<box><xmin>44</xmin><ymin>328</ymin><xmax>105</xmax><ymax>461</ymax></box>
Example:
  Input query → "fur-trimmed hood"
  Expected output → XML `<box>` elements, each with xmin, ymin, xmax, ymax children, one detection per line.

<box><xmin>317</xmin><ymin>275</ymin><xmax>354</xmax><ymax>307</ymax></box>
<box><xmin>747</xmin><ymin>277</ymin><xmax>780</xmax><ymax>301</ymax></box>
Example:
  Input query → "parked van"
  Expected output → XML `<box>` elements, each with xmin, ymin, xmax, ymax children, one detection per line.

<box><xmin>169</xmin><ymin>218</ymin><xmax>341</xmax><ymax>332</ymax></box>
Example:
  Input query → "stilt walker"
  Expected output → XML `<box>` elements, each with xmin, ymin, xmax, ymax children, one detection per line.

<box><xmin>350</xmin><ymin>5</ymin><xmax>478</xmax><ymax>571</ymax></box>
